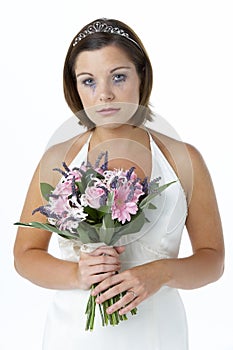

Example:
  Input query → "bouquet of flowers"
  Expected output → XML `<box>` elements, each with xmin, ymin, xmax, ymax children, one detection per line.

<box><xmin>15</xmin><ymin>151</ymin><xmax>175</xmax><ymax>331</ymax></box>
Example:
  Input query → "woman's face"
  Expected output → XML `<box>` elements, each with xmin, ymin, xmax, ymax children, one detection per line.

<box><xmin>74</xmin><ymin>45</ymin><xmax>141</xmax><ymax>127</ymax></box>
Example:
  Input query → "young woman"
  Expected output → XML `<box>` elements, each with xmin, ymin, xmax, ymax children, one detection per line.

<box><xmin>14</xmin><ymin>18</ymin><xmax>224</xmax><ymax>349</ymax></box>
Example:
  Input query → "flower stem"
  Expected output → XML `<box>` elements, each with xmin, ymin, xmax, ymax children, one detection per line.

<box><xmin>85</xmin><ymin>284</ymin><xmax>138</xmax><ymax>331</ymax></box>
<box><xmin>98</xmin><ymin>302</ymin><xmax>105</xmax><ymax>327</ymax></box>
<box><xmin>85</xmin><ymin>285</ymin><xmax>97</xmax><ymax>331</ymax></box>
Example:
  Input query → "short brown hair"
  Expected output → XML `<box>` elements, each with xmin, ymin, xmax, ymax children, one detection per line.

<box><xmin>63</xmin><ymin>18</ymin><xmax>154</xmax><ymax>128</ymax></box>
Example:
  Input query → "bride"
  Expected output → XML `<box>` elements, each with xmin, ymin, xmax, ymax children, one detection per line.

<box><xmin>13</xmin><ymin>18</ymin><xmax>224</xmax><ymax>350</ymax></box>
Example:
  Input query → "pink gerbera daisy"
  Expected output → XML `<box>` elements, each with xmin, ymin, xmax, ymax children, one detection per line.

<box><xmin>111</xmin><ymin>183</ymin><xmax>142</xmax><ymax>224</ymax></box>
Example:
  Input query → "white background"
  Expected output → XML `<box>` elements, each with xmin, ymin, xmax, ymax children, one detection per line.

<box><xmin>1</xmin><ymin>1</ymin><xmax>232</xmax><ymax>349</ymax></box>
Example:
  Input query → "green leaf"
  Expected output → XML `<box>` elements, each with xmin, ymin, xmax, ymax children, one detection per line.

<box><xmin>98</xmin><ymin>214</ymin><xmax>115</xmax><ymax>244</ymax></box>
<box><xmin>76</xmin><ymin>169</ymin><xmax>104</xmax><ymax>195</ymax></box>
<box><xmin>147</xmin><ymin>202</ymin><xmax>157</xmax><ymax>210</ymax></box>
<box><xmin>106</xmin><ymin>192</ymin><xmax>114</xmax><ymax>207</ymax></box>
<box><xmin>40</xmin><ymin>183</ymin><xmax>54</xmax><ymax>200</ymax></box>
<box><xmin>76</xmin><ymin>181</ymin><xmax>85</xmax><ymax>194</ymax></box>
<box><xmin>108</xmin><ymin>210</ymin><xmax>146</xmax><ymax>245</ymax></box>
<box><xmin>97</xmin><ymin>205</ymin><xmax>111</xmax><ymax>215</ymax></box>
<box><xmin>14</xmin><ymin>221</ymin><xmax>80</xmax><ymax>240</ymax></box>
<box><xmin>77</xmin><ymin>221</ymin><xmax>100</xmax><ymax>243</ymax></box>
<box><xmin>84</xmin><ymin>206</ymin><xmax>100</xmax><ymax>222</ymax></box>
<box><xmin>139</xmin><ymin>180</ymin><xmax>176</xmax><ymax>209</ymax></box>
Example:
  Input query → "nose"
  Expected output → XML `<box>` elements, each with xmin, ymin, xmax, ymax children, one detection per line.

<box><xmin>99</xmin><ymin>83</ymin><xmax>114</xmax><ymax>102</ymax></box>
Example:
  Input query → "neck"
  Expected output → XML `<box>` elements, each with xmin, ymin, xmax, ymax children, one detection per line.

<box><xmin>92</xmin><ymin>124</ymin><xmax>142</xmax><ymax>142</ymax></box>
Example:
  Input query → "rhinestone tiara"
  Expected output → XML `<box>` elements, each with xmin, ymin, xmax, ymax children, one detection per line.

<box><xmin>72</xmin><ymin>20</ymin><xmax>141</xmax><ymax>50</ymax></box>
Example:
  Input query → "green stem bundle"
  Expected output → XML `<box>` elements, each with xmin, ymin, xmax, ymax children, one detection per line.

<box><xmin>85</xmin><ymin>284</ymin><xmax>137</xmax><ymax>331</ymax></box>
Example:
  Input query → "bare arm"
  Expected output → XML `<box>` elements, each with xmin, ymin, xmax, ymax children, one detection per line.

<box><xmin>14</xmin><ymin>162</ymin><xmax>79</xmax><ymax>289</ymax></box>
<box><xmin>163</xmin><ymin>144</ymin><xmax>224</xmax><ymax>289</ymax></box>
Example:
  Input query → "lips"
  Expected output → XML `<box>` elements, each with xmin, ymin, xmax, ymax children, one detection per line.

<box><xmin>96</xmin><ymin>107</ymin><xmax>121</xmax><ymax>116</ymax></box>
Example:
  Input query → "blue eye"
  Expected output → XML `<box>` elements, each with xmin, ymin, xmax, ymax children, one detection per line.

<box><xmin>113</xmin><ymin>74</ymin><xmax>126</xmax><ymax>83</ymax></box>
<box><xmin>82</xmin><ymin>78</ymin><xmax>96</xmax><ymax>87</ymax></box>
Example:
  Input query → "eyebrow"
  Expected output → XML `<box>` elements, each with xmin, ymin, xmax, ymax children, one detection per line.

<box><xmin>76</xmin><ymin>66</ymin><xmax>132</xmax><ymax>78</ymax></box>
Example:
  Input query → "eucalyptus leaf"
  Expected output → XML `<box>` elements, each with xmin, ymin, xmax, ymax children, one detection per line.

<box><xmin>106</xmin><ymin>192</ymin><xmax>114</xmax><ymax>207</ymax></box>
<box><xmin>76</xmin><ymin>181</ymin><xmax>85</xmax><ymax>194</ymax></box>
<box><xmin>78</xmin><ymin>221</ymin><xmax>100</xmax><ymax>243</ymax></box>
<box><xmin>98</xmin><ymin>214</ymin><xmax>115</xmax><ymax>244</ymax></box>
<box><xmin>40</xmin><ymin>183</ymin><xmax>54</xmax><ymax>200</ymax></box>
<box><xmin>84</xmin><ymin>206</ymin><xmax>100</xmax><ymax>222</ymax></box>
<box><xmin>139</xmin><ymin>181</ymin><xmax>176</xmax><ymax>209</ymax></box>
<box><xmin>147</xmin><ymin>202</ymin><xmax>157</xmax><ymax>210</ymax></box>
<box><xmin>97</xmin><ymin>205</ymin><xmax>111</xmax><ymax>215</ymax></box>
<box><xmin>14</xmin><ymin>221</ymin><xmax>79</xmax><ymax>239</ymax></box>
<box><xmin>99</xmin><ymin>226</ymin><xmax>115</xmax><ymax>245</ymax></box>
<box><xmin>109</xmin><ymin>211</ymin><xmax>146</xmax><ymax>245</ymax></box>
<box><xmin>81</xmin><ymin>168</ymin><xmax>103</xmax><ymax>191</ymax></box>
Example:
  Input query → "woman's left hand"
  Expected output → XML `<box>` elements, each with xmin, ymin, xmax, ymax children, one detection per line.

<box><xmin>91</xmin><ymin>260</ymin><xmax>166</xmax><ymax>315</ymax></box>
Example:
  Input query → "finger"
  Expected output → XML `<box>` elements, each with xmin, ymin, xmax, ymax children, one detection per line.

<box><xmin>118</xmin><ymin>296</ymin><xmax>139</xmax><ymax>315</ymax></box>
<box><xmin>126</xmin><ymin>289</ymin><xmax>137</xmax><ymax>299</ymax></box>
<box><xmin>102</xmin><ymin>289</ymin><xmax>138</xmax><ymax>315</ymax></box>
<box><xmin>114</xmin><ymin>246</ymin><xmax>125</xmax><ymax>254</ymax></box>
<box><xmin>90</xmin><ymin>255</ymin><xmax>121</xmax><ymax>268</ymax></box>
<box><xmin>92</xmin><ymin>273</ymin><xmax>121</xmax><ymax>296</ymax></box>
<box><xmin>89</xmin><ymin>262</ymin><xmax>120</xmax><ymax>275</ymax></box>
<box><xmin>95</xmin><ymin>283</ymin><xmax>135</xmax><ymax>304</ymax></box>
<box><xmin>80</xmin><ymin>251</ymin><xmax>121</xmax><ymax>266</ymax></box>
<box><xmin>89</xmin><ymin>271</ymin><xmax>117</xmax><ymax>285</ymax></box>
<box><xmin>91</xmin><ymin>247</ymin><xmax>120</xmax><ymax>258</ymax></box>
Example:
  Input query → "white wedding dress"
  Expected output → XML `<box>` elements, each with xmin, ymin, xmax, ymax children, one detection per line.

<box><xmin>42</xmin><ymin>132</ymin><xmax>189</xmax><ymax>350</ymax></box>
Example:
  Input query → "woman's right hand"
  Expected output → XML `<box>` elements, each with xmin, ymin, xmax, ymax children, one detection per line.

<box><xmin>77</xmin><ymin>246</ymin><xmax>125</xmax><ymax>290</ymax></box>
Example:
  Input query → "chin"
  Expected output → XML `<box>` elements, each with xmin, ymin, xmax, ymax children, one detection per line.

<box><xmin>98</xmin><ymin>120</ymin><xmax>136</xmax><ymax>129</ymax></box>
<box><xmin>88</xmin><ymin>116</ymin><xmax>134</xmax><ymax>129</ymax></box>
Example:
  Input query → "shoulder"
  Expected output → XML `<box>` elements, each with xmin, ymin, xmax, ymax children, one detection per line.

<box><xmin>39</xmin><ymin>130</ymin><xmax>91</xmax><ymax>186</ymax></box>
<box><xmin>147</xmin><ymin>128</ymin><xmax>206</xmax><ymax>203</ymax></box>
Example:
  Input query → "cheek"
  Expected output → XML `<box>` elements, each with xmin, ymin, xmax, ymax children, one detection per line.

<box><xmin>77</xmin><ymin>87</ymin><xmax>93</xmax><ymax>108</ymax></box>
<box><xmin>125</xmin><ymin>78</ymin><xmax>141</xmax><ymax>103</ymax></box>
<box><xmin>126</xmin><ymin>87</ymin><xmax>140</xmax><ymax>104</ymax></box>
